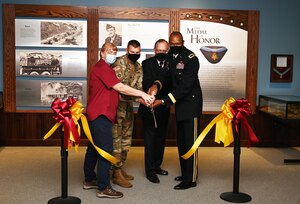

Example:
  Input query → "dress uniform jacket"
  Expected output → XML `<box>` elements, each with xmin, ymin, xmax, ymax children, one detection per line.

<box><xmin>162</xmin><ymin>47</ymin><xmax>203</xmax><ymax>120</ymax></box>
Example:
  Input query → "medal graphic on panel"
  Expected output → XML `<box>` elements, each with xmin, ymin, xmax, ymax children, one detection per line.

<box><xmin>200</xmin><ymin>46</ymin><xmax>228</xmax><ymax>64</ymax></box>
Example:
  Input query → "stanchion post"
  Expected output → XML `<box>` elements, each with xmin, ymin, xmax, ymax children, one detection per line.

<box><xmin>61</xmin><ymin>136</ymin><xmax>68</xmax><ymax>199</ymax></box>
<box><xmin>47</xmin><ymin>131</ymin><xmax>81</xmax><ymax>204</ymax></box>
<box><xmin>220</xmin><ymin>122</ymin><xmax>252</xmax><ymax>203</ymax></box>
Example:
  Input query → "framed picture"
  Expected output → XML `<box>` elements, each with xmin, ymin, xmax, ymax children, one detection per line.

<box><xmin>270</xmin><ymin>54</ymin><xmax>293</xmax><ymax>82</ymax></box>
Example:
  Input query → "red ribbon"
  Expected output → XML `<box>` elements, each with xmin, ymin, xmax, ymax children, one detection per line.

<box><xmin>51</xmin><ymin>97</ymin><xmax>80</xmax><ymax>149</ymax></box>
<box><xmin>230</xmin><ymin>98</ymin><xmax>259</xmax><ymax>146</ymax></box>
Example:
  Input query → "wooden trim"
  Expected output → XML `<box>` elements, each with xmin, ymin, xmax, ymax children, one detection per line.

<box><xmin>3</xmin><ymin>4</ymin><xmax>16</xmax><ymax>112</ymax></box>
<box><xmin>98</xmin><ymin>7</ymin><xmax>169</xmax><ymax>20</ymax></box>
<box><xmin>87</xmin><ymin>7</ymin><xmax>99</xmax><ymax>98</ymax></box>
<box><xmin>169</xmin><ymin>9</ymin><xmax>180</xmax><ymax>32</ymax></box>
<box><xmin>179</xmin><ymin>9</ymin><xmax>249</xmax><ymax>30</ymax></box>
<box><xmin>14</xmin><ymin>4</ymin><xmax>87</xmax><ymax>18</ymax></box>
<box><xmin>2</xmin><ymin>4</ymin><xmax>259</xmax><ymax>115</ymax></box>
<box><xmin>246</xmin><ymin>10</ymin><xmax>259</xmax><ymax>113</ymax></box>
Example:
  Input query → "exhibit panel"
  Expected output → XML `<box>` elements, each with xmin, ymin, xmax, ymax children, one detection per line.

<box><xmin>1</xmin><ymin>4</ymin><xmax>264</xmax><ymax>146</ymax></box>
<box><xmin>14</xmin><ymin>18</ymin><xmax>88</xmax><ymax>110</ymax></box>
<box><xmin>180</xmin><ymin>20</ymin><xmax>248</xmax><ymax>111</ymax></box>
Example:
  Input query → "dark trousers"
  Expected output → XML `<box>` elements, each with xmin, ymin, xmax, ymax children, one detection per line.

<box><xmin>176</xmin><ymin>117</ymin><xmax>199</xmax><ymax>183</ymax></box>
<box><xmin>83</xmin><ymin>115</ymin><xmax>113</xmax><ymax>190</ymax></box>
<box><xmin>143</xmin><ymin>113</ymin><xmax>168</xmax><ymax>176</ymax></box>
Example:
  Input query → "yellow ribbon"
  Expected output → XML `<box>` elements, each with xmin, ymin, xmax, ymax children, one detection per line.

<box><xmin>182</xmin><ymin>97</ymin><xmax>236</xmax><ymax>160</ymax></box>
<box><xmin>43</xmin><ymin>101</ymin><xmax>118</xmax><ymax>164</ymax></box>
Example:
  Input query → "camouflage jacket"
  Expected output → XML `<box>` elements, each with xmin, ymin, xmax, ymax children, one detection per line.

<box><xmin>112</xmin><ymin>54</ymin><xmax>143</xmax><ymax>101</ymax></box>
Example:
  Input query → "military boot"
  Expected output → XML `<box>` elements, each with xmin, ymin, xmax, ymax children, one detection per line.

<box><xmin>112</xmin><ymin>169</ymin><xmax>132</xmax><ymax>188</ymax></box>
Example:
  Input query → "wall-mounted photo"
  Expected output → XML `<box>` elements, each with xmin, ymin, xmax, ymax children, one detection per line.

<box><xmin>104</xmin><ymin>23</ymin><xmax>123</xmax><ymax>46</ymax></box>
<box><xmin>41</xmin><ymin>81</ymin><xmax>84</xmax><ymax>105</ymax></box>
<box><xmin>16</xmin><ymin>50</ymin><xmax>87</xmax><ymax>77</ymax></box>
<box><xmin>99</xmin><ymin>20</ymin><xmax>168</xmax><ymax>49</ymax></box>
<box><xmin>15</xmin><ymin>19</ymin><xmax>87</xmax><ymax>48</ymax></box>
<box><xmin>16</xmin><ymin>80</ymin><xmax>87</xmax><ymax>107</ymax></box>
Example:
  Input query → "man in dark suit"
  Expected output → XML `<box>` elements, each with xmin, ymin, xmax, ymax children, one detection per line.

<box><xmin>138</xmin><ymin>39</ymin><xmax>171</xmax><ymax>183</ymax></box>
<box><xmin>105</xmin><ymin>24</ymin><xmax>122</xmax><ymax>46</ymax></box>
<box><xmin>150</xmin><ymin>31</ymin><xmax>203</xmax><ymax>190</ymax></box>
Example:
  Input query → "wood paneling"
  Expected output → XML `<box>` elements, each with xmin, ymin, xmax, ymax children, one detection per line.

<box><xmin>246</xmin><ymin>11</ymin><xmax>260</xmax><ymax>113</ymax></box>
<box><xmin>3</xmin><ymin>4</ymin><xmax>16</xmax><ymax>112</ymax></box>
<box><xmin>179</xmin><ymin>9</ymin><xmax>249</xmax><ymax>30</ymax></box>
<box><xmin>2</xmin><ymin>109</ymin><xmax>299</xmax><ymax>147</ymax></box>
<box><xmin>98</xmin><ymin>7</ymin><xmax>169</xmax><ymax>20</ymax></box>
<box><xmin>14</xmin><ymin>4</ymin><xmax>87</xmax><ymax>18</ymax></box>
<box><xmin>1</xmin><ymin>4</ymin><xmax>265</xmax><ymax>146</ymax></box>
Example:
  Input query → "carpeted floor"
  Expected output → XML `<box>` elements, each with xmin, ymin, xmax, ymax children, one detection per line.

<box><xmin>0</xmin><ymin>146</ymin><xmax>300</xmax><ymax>204</ymax></box>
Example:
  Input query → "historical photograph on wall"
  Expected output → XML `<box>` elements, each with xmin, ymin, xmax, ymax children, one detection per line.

<box><xmin>15</xmin><ymin>19</ymin><xmax>87</xmax><ymax>48</ymax></box>
<box><xmin>16</xmin><ymin>80</ymin><xmax>87</xmax><ymax>108</ymax></box>
<box><xmin>180</xmin><ymin>20</ymin><xmax>248</xmax><ymax>111</ymax></box>
<box><xmin>99</xmin><ymin>20</ymin><xmax>169</xmax><ymax>49</ymax></box>
<box><xmin>15</xmin><ymin>50</ymin><xmax>87</xmax><ymax>77</ymax></box>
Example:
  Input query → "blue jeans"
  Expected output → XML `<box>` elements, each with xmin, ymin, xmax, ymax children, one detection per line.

<box><xmin>83</xmin><ymin>115</ymin><xmax>113</xmax><ymax>190</ymax></box>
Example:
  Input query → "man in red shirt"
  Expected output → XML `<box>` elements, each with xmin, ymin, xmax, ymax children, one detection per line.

<box><xmin>83</xmin><ymin>42</ymin><xmax>154</xmax><ymax>199</ymax></box>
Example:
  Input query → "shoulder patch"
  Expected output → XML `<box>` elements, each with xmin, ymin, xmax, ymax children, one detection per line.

<box><xmin>188</xmin><ymin>53</ymin><xmax>195</xmax><ymax>59</ymax></box>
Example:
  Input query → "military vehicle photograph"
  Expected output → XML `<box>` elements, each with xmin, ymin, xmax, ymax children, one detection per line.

<box><xmin>19</xmin><ymin>52</ymin><xmax>62</xmax><ymax>76</ymax></box>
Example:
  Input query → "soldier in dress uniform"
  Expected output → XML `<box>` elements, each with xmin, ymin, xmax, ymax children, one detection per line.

<box><xmin>111</xmin><ymin>40</ymin><xmax>143</xmax><ymax>188</ymax></box>
<box><xmin>149</xmin><ymin>31</ymin><xmax>203</xmax><ymax>190</ymax></box>
<box><xmin>105</xmin><ymin>24</ymin><xmax>122</xmax><ymax>46</ymax></box>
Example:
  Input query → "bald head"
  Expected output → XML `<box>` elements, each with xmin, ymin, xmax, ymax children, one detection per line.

<box><xmin>169</xmin><ymin>31</ymin><xmax>184</xmax><ymax>54</ymax></box>
<box><xmin>169</xmin><ymin>31</ymin><xmax>184</xmax><ymax>46</ymax></box>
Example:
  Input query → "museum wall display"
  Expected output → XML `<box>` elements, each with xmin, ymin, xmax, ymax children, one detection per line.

<box><xmin>4</xmin><ymin>4</ymin><xmax>298</xmax><ymax>147</ymax></box>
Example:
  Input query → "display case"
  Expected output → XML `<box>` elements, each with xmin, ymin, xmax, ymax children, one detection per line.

<box><xmin>259</xmin><ymin>95</ymin><xmax>300</xmax><ymax>119</ymax></box>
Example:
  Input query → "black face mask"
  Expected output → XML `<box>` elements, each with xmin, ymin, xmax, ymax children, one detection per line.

<box><xmin>170</xmin><ymin>46</ymin><xmax>183</xmax><ymax>55</ymax></box>
<box><xmin>128</xmin><ymin>54</ymin><xmax>140</xmax><ymax>62</ymax></box>
<box><xmin>155</xmin><ymin>53</ymin><xmax>166</xmax><ymax>61</ymax></box>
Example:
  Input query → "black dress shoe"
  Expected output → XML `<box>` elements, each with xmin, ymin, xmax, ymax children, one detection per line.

<box><xmin>174</xmin><ymin>176</ymin><xmax>183</xmax><ymax>181</ymax></box>
<box><xmin>147</xmin><ymin>174</ymin><xmax>160</xmax><ymax>183</ymax></box>
<box><xmin>154</xmin><ymin>168</ymin><xmax>168</xmax><ymax>175</ymax></box>
<box><xmin>174</xmin><ymin>181</ymin><xmax>196</xmax><ymax>190</ymax></box>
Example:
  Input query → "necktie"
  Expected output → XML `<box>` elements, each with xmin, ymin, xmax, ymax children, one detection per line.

<box><xmin>159</xmin><ymin>61</ymin><xmax>164</xmax><ymax>68</ymax></box>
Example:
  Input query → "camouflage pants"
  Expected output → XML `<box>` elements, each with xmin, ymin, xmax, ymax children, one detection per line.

<box><xmin>112</xmin><ymin>101</ymin><xmax>134</xmax><ymax>168</ymax></box>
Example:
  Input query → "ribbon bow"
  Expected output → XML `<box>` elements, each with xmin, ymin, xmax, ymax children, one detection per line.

<box><xmin>230</xmin><ymin>98</ymin><xmax>259</xmax><ymax>146</ymax></box>
<box><xmin>181</xmin><ymin>97</ymin><xmax>259</xmax><ymax>160</ymax></box>
<box><xmin>43</xmin><ymin>97</ymin><xmax>118</xmax><ymax>164</ymax></box>
<box><xmin>44</xmin><ymin>97</ymin><xmax>80</xmax><ymax>150</ymax></box>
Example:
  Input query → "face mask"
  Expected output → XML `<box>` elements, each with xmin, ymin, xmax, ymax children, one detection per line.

<box><xmin>155</xmin><ymin>53</ymin><xmax>166</xmax><ymax>61</ymax></box>
<box><xmin>170</xmin><ymin>46</ymin><xmax>183</xmax><ymax>55</ymax></box>
<box><xmin>128</xmin><ymin>54</ymin><xmax>140</xmax><ymax>62</ymax></box>
<box><xmin>105</xmin><ymin>54</ymin><xmax>116</xmax><ymax>64</ymax></box>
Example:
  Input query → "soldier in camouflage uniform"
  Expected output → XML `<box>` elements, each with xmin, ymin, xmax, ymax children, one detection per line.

<box><xmin>111</xmin><ymin>40</ymin><xmax>143</xmax><ymax>188</ymax></box>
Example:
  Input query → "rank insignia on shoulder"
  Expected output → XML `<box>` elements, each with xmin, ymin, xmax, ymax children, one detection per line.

<box><xmin>188</xmin><ymin>53</ymin><xmax>195</xmax><ymax>59</ymax></box>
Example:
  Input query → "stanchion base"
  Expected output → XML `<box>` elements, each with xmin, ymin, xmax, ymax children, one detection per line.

<box><xmin>220</xmin><ymin>192</ymin><xmax>251</xmax><ymax>203</ymax></box>
<box><xmin>48</xmin><ymin>196</ymin><xmax>81</xmax><ymax>204</ymax></box>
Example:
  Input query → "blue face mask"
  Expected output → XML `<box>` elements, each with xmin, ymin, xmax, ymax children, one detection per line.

<box><xmin>105</xmin><ymin>54</ymin><xmax>117</xmax><ymax>64</ymax></box>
